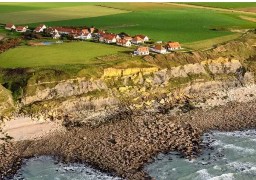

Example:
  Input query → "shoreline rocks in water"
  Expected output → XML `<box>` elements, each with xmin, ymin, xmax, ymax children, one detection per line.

<box><xmin>1</xmin><ymin>100</ymin><xmax>256</xmax><ymax>179</ymax></box>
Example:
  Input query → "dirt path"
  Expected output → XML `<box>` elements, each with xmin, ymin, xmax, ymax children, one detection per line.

<box><xmin>169</xmin><ymin>3</ymin><xmax>256</xmax><ymax>16</ymax></box>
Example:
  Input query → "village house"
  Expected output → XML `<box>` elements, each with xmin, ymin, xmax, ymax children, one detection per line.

<box><xmin>34</xmin><ymin>24</ymin><xmax>47</xmax><ymax>33</ymax></box>
<box><xmin>151</xmin><ymin>44</ymin><xmax>167</xmax><ymax>54</ymax></box>
<box><xmin>89</xmin><ymin>27</ymin><xmax>95</xmax><ymax>33</ymax></box>
<box><xmin>53</xmin><ymin>27</ymin><xmax>80</xmax><ymax>35</ymax></box>
<box><xmin>5</xmin><ymin>23</ymin><xmax>16</xmax><ymax>30</ymax></box>
<box><xmin>73</xmin><ymin>32</ymin><xmax>92</xmax><ymax>40</ymax></box>
<box><xmin>166</xmin><ymin>41</ymin><xmax>181</xmax><ymax>51</ymax></box>
<box><xmin>81</xmin><ymin>28</ymin><xmax>90</xmax><ymax>34</ymax></box>
<box><xmin>99</xmin><ymin>33</ymin><xmax>117</xmax><ymax>44</ymax></box>
<box><xmin>131</xmin><ymin>36</ymin><xmax>144</xmax><ymax>44</ymax></box>
<box><xmin>134</xmin><ymin>46</ymin><xmax>149</xmax><ymax>56</ymax></box>
<box><xmin>52</xmin><ymin>30</ymin><xmax>61</xmax><ymax>39</ymax></box>
<box><xmin>135</xmin><ymin>34</ymin><xmax>149</xmax><ymax>42</ymax></box>
<box><xmin>16</xmin><ymin>26</ymin><xmax>28</xmax><ymax>32</ymax></box>
<box><xmin>105</xmin><ymin>34</ymin><xmax>117</xmax><ymax>44</ymax></box>
<box><xmin>123</xmin><ymin>35</ymin><xmax>133</xmax><ymax>41</ymax></box>
<box><xmin>116</xmin><ymin>38</ymin><xmax>131</xmax><ymax>47</ymax></box>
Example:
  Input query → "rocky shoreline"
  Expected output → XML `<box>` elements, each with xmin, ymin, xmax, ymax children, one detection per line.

<box><xmin>1</xmin><ymin>100</ymin><xmax>256</xmax><ymax>180</ymax></box>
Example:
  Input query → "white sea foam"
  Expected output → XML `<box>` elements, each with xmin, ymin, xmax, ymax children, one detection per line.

<box><xmin>213</xmin><ymin>130</ymin><xmax>256</xmax><ymax>138</ymax></box>
<box><xmin>228</xmin><ymin>161</ymin><xmax>256</xmax><ymax>175</ymax></box>
<box><xmin>209</xmin><ymin>173</ymin><xmax>234</xmax><ymax>180</ymax></box>
<box><xmin>211</xmin><ymin>140</ymin><xmax>255</xmax><ymax>154</ymax></box>
<box><xmin>196</xmin><ymin>169</ymin><xmax>212</xmax><ymax>180</ymax></box>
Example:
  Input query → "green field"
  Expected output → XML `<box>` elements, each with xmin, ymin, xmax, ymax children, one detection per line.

<box><xmin>32</xmin><ymin>8</ymin><xmax>255</xmax><ymax>43</ymax></box>
<box><xmin>1</xmin><ymin>2</ymin><xmax>255</xmax><ymax>43</ymax></box>
<box><xmin>184</xmin><ymin>2</ymin><xmax>256</xmax><ymax>10</ymax></box>
<box><xmin>0</xmin><ymin>4</ymin><xmax>129</xmax><ymax>24</ymax></box>
<box><xmin>0</xmin><ymin>41</ymin><xmax>130</xmax><ymax>68</ymax></box>
<box><xmin>0</xmin><ymin>2</ymin><xmax>96</xmax><ymax>13</ymax></box>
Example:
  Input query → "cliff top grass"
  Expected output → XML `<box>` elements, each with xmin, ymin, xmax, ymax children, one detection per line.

<box><xmin>0</xmin><ymin>41</ymin><xmax>145</xmax><ymax>68</ymax></box>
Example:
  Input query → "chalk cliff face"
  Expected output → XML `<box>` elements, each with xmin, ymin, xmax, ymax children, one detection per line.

<box><xmin>0</xmin><ymin>84</ymin><xmax>15</xmax><ymax>116</ymax></box>
<box><xmin>19</xmin><ymin>57</ymin><xmax>255</xmax><ymax>123</ymax></box>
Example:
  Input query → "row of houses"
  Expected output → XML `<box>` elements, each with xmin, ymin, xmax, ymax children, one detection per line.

<box><xmin>5</xmin><ymin>23</ymin><xmax>28</xmax><ymax>32</ymax></box>
<box><xmin>133</xmin><ymin>41</ymin><xmax>181</xmax><ymax>56</ymax></box>
<box><xmin>5</xmin><ymin>23</ymin><xmax>181</xmax><ymax>55</ymax></box>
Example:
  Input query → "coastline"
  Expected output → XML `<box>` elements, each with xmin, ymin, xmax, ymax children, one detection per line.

<box><xmin>1</xmin><ymin>100</ymin><xmax>256</xmax><ymax>180</ymax></box>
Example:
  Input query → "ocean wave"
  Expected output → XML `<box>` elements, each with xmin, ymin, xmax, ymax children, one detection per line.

<box><xmin>228</xmin><ymin>161</ymin><xmax>256</xmax><ymax>175</ymax></box>
<box><xmin>196</xmin><ymin>169</ymin><xmax>234</xmax><ymax>180</ymax></box>
<box><xmin>213</xmin><ymin>130</ymin><xmax>256</xmax><ymax>138</ymax></box>
<box><xmin>211</xmin><ymin>140</ymin><xmax>255</xmax><ymax>154</ymax></box>
<box><xmin>209</xmin><ymin>173</ymin><xmax>234</xmax><ymax>180</ymax></box>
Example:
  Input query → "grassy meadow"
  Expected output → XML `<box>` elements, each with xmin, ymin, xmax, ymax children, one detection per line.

<box><xmin>0</xmin><ymin>41</ymin><xmax>132</xmax><ymax>68</ymax></box>
<box><xmin>34</xmin><ymin>8</ymin><xmax>255</xmax><ymax>43</ymax></box>
<box><xmin>0</xmin><ymin>2</ymin><xmax>255</xmax><ymax>43</ymax></box>
<box><xmin>0</xmin><ymin>2</ymin><xmax>96</xmax><ymax>13</ymax></box>
<box><xmin>0</xmin><ymin>4</ymin><xmax>129</xmax><ymax>24</ymax></box>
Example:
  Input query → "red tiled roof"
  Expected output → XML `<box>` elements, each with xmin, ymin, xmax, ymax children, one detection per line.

<box><xmin>123</xmin><ymin>36</ymin><xmax>132</xmax><ymax>41</ymax></box>
<box><xmin>34</xmin><ymin>24</ymin><xmax>46</xmax><ymax>31</ymax></box>
<box><xmin>82</xmin><ymin>29</ymin><xmax>89</xmax><ymax>34</ymax></box>
<box><xmin>154</xmin><ymin>44</ymin><xmax>165</xmax><ymax>51</ymax></box>
<box><xmin>166</xmin><ymin>41</ymin><xmax>181</xmax><ymax>48</ymax></box>
<box><xmin>136</xmin><ymin>46</ymin><xmax>149</xmax><ymax>52</ymax></box>
<box><xmin>5</xmin><ymin>23</ymin><xmax>14</xmax><ymax>28</ymax></box>
<box><xmin>117</xmin><ymin>38</ymin><xmax>130</xmax><ymax>44</ymax></box>
<box><xmin>16</xmin><ymin>26</ymin><xmax>26</xmax><ymax>31</ymax></box>
<box><xmin>34</xmin><ymin>27</ymin><xmax>41</xmax><ymax>31</ymax></box>
<box><xmin>103</xmin><ymin>33</ymin><xmax>116</xmax><ymax>40</ymax></box>
<box><xmin>132</xmin><ymin>36</ymin><xmax>143</xmax><ymax>41</ymax></box>
<box><xmin>135</xmin><ymin>34</ymin><xmax>147</xmax><ymax>39</ymax></box>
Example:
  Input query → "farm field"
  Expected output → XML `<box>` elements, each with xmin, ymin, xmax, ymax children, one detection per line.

<box><xmin>183</xmin><ymin>2</ymin><xmax>256</xmax><ymax>10</ymax></box>
<box><xmin>0</xmin><ymin>2</ymin><xmax>96</xmax><ymax>13</ymax></box>
<box><xmin>1</xmin><ymin>2</ymin><xmax>255</xmax><ymax>43</ymax></box>
<box><xmin>0</xmin><ymin>4</ymin><xmax>129</xmax><ymax>24</ymax></box>
<box><xmin>36</xmin><ymin>8</ymin><xmax>256</xmax><ymax>43</ymax></box>
<box><xmin>0</xmin><ymin>41</ymin><xmax>132</xmax><ymax>68</ymax></box>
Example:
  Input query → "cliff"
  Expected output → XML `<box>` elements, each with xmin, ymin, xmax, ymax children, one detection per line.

<box><xmin>18</xmin><ymin>56</ymin><xmax>255</xmax><ymax>125</ymax></box>
<box><xmin>0</xmin><ymin>84</ymin><xmax>15</xmax><ymax>116</ymax></box>
<box><xmin>1</xmin><ymin>32</ymin><xmax>256</xmax><ymax>121</ymax></box>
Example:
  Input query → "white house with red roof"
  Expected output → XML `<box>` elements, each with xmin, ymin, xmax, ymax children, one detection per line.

<box><xmin>52</xmin><ymin>30</ymin><xmax>61</xmax><ymax>39</ymax></box>
<box><xmin>99</xmin><ymin>33</ymin><xmax>117</xmax><ymax>44</ymax></box>
<box><xmin>34</xmin><ymin>24</ymin><xmax>47</xmax><ymax>33</ymax></box>
<box><xmin>135</xmin><ymin>34</ymin><xmax>149</xmax><ymax>42</ymax></box>
<box><xmin>116</xmin><ymin>39</ymin><xmax>131</xmax><ymax>47</ymax></box>
<box><xmin>134</xmin><ymin>46</ymin><xmax>149</xmax><ymax>56</ymax></box>
<box><xmin>131</xmin><ymin>36</ymin><xmax>144</xmax><ymax>44</ymax></box>
<box><xmin>73</xmin><ymin>32</ymin><xmax>92</xmax><ymax>40</ymax></box>
<box><xmin>16</xmin><ymin>26</ymin><xmax>28</xmax><ymax>32</ymax></box>
<box><xmin>165</xmin><ymin>41</ymin><xmax>181</xmax><ymax>51</ymax></box>
<box><xmin>151</xmin><ymin>44</ymin><xmax>167</xmax><ymax>54</ymax></box>
<box><xmin>5</xmin><ymin>23</ymin><xmax>16</xmax><ymax>30</ymax></box>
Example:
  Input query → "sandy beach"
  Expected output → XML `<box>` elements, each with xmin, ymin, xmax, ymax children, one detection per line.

<box><xmin>0</xmin><ymin>117</ymin><xmax>63</xmax><ymax>143</ymax></box>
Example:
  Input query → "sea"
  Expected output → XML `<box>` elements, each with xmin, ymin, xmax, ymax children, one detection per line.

<box><xmin>12</xmin><ymin>130</ymin><xmax>256</xmax><ymax>180</ymax></box>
